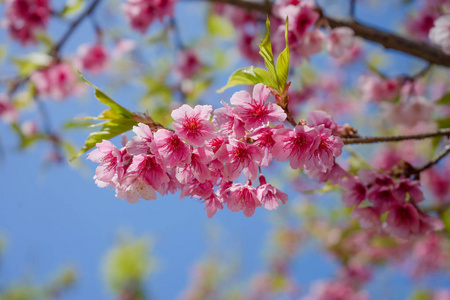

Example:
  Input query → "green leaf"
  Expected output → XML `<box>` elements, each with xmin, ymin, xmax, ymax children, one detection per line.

<box><xmin>275</xmin><ymin>17</ymin><xmax>289</xmax><ymax>91</ymax></box>
<box><xmin>217</xmin><ymin>66</ymin><xmax>277</xmax><ymax>93</ymax></box>
<box><xmin>73</xmin><ymin>118</ymin><xmax>137</xmax><ymax>160</ymax></box>
<box><xmin>60</xmin><ymin>0</ymin><xmax>85</xmax><ymax>17</ymax></box>
<box><xmin>436</xmin><ymin>117</ymin><xmax>450</xmax><ymax>129</ymax></box>
<box><xmin>435</xmin><ymin>92</ymin><xmax>450</xmax><ymax>105</ymax></box>
<box><xmin>258</xmin><ymin>18</ymin><xmax>279</xmax><ymax>89</ymax></box>
<box><xmin>443</xmin><ymin>207</ymin><xmax>450</xmax><ymax>235</ymax></box>
<box><xmin>79</xmin><ymin>72</ymin><xmax>134</xmax><ymax>118</ymax></box>
<box><xmin>72</xmin><ymin>74</ymin><xmax>137</xmax><ymax>160</ymax></box>
<box><xmin>207</xmin><ymin>14</ymin><xmax>234</xmax><ymax>37</ymax></box>
<box><xmin>12</xmin><ymin>53</ymin><xmax>52</xmax><ymax>76</ymax></box>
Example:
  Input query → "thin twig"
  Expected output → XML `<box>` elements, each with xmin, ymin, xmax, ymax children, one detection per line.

<box><xmin>342</xmin><ymin>128</ymin><xmax>450</xmax><ymax>145</ymax></box>
<box><xmin>414</xmin><ymin>144</ymin><xmax>450</xmax><ymax>175</ymax></box>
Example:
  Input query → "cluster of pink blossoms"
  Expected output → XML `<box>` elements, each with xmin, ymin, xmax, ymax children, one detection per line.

<box><xmin>31</xmin><ymin>63</ymin><xmax>80</xmax><ymax>100</ymax></box>
<box><xmin>339</xmin><ymin>169</ymin><xmax>444</xmax><ymax>239</ymax></box>
<box><xmin>5</xmin><ymin>0</ymin><xmax>51</xmax><ymax>45</ymax></box>
<box><xmin>88</xmin><ymin>83</ymin><xmax>344</xmax><ymax>218</ymax></box>
<box><xmin>75</xmin><ymin>43</ymin><xmax>109</xmax><ymax>75</ymax></box>
<box><xmin>273</xmin><ymin>0</ymin><xmax>355</xmax><ymax>62</ymax></box>
<box><xmin>122</xmin><ymin>0</ymin><xmax>177</xmax><ymax>33</ymax></box>
<box><xmin>429</xmin><ymin>15</ymin><xmax>450</xmax><ymax>55</ymax></box>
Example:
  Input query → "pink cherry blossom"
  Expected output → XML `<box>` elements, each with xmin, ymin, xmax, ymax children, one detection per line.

<box><xmin>306</xmin><ymin>110</ymin><xmax>338</xmax><ymax>132</ymax></box>
<box><xmin>256</xmin><ymin>174</ymin><xmax>288</xmax><ymax>210</ymax></box>
<box><xmin>212</xmin><ymin>101</ymin><xmax>246</xmax><ymax>138</ymax></box>
<box><xmin>204</xmin><ymin>193</ymin><xmax>224</xmax><ymax>218</ymax></box>
<box><xmin>394</xmin><ymin>178</ymin><xmax>424</xmax><ymax>203</ymax></box>
<box><xmin>282</xmin><ymin>1</ymin><xmax>319</xmax><ymax>42</ymax></box>
<box><xmin>0</xmin><ymin>95</ymin><xmax>18</xmax><ymax>124</ymax></box>
<box><xmin>406</xmin><ymin>8</ymin><xmax>439</xmax><ymax>39</ymax></box>
<box><xmin>341</xmin><ymin>177</ymin><xmax>367</xmax><ymax>207</ymax></box>
<box><xmin>429</xmin><ymin>15</ymin><xmax>450</xmax><ymax>54</ymax></box>
<box><xmin>351</xmin><ymin>207</ymin><xmax>381</xmax><ymax>230</ymax></box>
<box><xmin>247</xmin><ymin>124</ymin><xmax>283</xmax><ymax>167</ymax></box>
<box><xmin>125</xmin><ymin>154</ymin><xmax>169</xmax><ymax>190</ymax></box>
<box><xmin>215</xmin><ymin>138</ymin><xmax>263</xmax><ymax>180</ymax></box>
<box><xmin>175</xmin><ymin>49</ymin><xmax>203</xmax><ymax>80</ymax></box>
<box><xmin>272</xmin><ymin>125</ymin><xmax>320</xmax><ymax>169</ymax></box>
<box><xmin>122</xmin><ymin>0</ymin><xmax>176</xmax><ymax>33</ymax></box>
<box><xmin>226</xmin><ymin>180</ymin><xmax>261</xmax><ymax>217</ymax></box>
<box><xmin>327</xmin><ymin>27</ymin><xmax>355</xmax><ymax>58</ymax></box>
<box><xmin>385</xmin><ymin>202</ymin><xmax>421</xmax><ymax>239</ymax></box>
<box><xmin>305</xmin><ymin>125</ymin><xmax>344</xmax><ymax>173</ymax></box>
<box><xmin>230</xmin><ymin>83</ymin><xmax>286</xmax><ymax>130</ymax></box>
<box><xmin>153</xmin><ymin>129</ymin><xmax>191</xmax><ymax>168</ymax></box>
<box><xmin>5</xmin><ymin>0</ymin><xmax>51</xmax><ymax>45</ymax></box>
<box><xmin>302</xmin><ymin>280</ymin><xmax>369</xmax><ymax>300</ymax></box>
<box><xmin>31</xmin><ymin>63</ymin><xmax>79</xmax><ymax>100</ymax></box>
<box><xmin>171</xmin><ymin>104</ymin><xmax>215</xmax><ymax>146</ymax></box>
<box><xmin>126</xmin><ymin>123</ymin><xmax>155</xmax><ymax>156</ymax></box>
<box><xmin>297</xmin><ymin>28</ymin><xmax>326</xmax><ymax>59</ymax></box>
<box><xmin>87</xmin><ymin>140</ymin><xmax>130</xmax><ymax>187</ymax></box>
<box><xmin>76</xmin><ymin>43</ymin><xmax>109</xmax><ymax>75</ymax></box>
<box><xmin>115</xmin><ymin>178</ymin><xmax>157</xmax><ymax>204</ymax></box>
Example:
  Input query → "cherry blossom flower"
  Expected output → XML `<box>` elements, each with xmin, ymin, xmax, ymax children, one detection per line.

<box><xmin>429</xmin><ymin>15</ymin><xmax>450</xmax><ymax>54</ymax></box>
<box><xmin>172</xmin><ymin>104</ymin><xmax>215</xmax><ymax>146</ymax></box>
<box><xmin>247</xmin><ymin>124</ymin><xmax>283</xmax><ymax>167</ymax></box>
<box><xmin>175</xmin><ymin>49</ymin><xmax>203</xmax><ymax>80</ymax></box>
<box><xmin>256</xmin><ymin>174</ymin><xmax>288</xmax><ymax>210</ymax></box>
<box><xmin>302</xmin><ymin>280</ymin><xmax>369</xmax><ymax>300</ymax></box>
<box><xmin>327</xmin><ymin>27</ymin><xmax>355</xmax><ymax>58</ymax></box>
<box><xmin>215</xmin><ymin>138</ymin><xmax>263</xmax><ymax>181</ymax></box>
<box><xmin>126</xmin><ymin>123</ymin><xmax>155</xmax><ymax>156</ymax></box>
<box><xmin>76</xmin><ymin>43</ymin><xmax>109</xmax><ymax>75</ymax></box>
<box><xmin>406</xmin><ymin>8</ymin><xmax>439</xmax><ymax>39</ymax></box>
<box><xmin>115</xmin><ymin>178</ymin><xmax>157</xmax><ymax>204</ymax></box>
<box><xmin>341</xmin><ymin>177</ymin><xmax>367</xmax><ymax>207</ymax></box>
<box><xmin>122</xmin><ymin>0</ymin><xmax>176</xmax><ymax>33</ymax></box>
<box><xmin>230</xmin><ymin>83</ymin><xmax>286</xmax><ymax>130</ymax></box>
<box><xmin>304</xmin><ymin>125</ymin><xmax>344</xmax><ymax>173</ymax></box>
<box><xmin>306</xmin><ymin>110</ymin><xmax>338</xmax><ymax>132</ymax></box>
<box><xmin>212</xmin><ymin>101</ymin><xmax>246</xmax><ymax>138</ymax></box>
<box><xmin>125</xmin><ymin>154</ymin><xmax>169</xmax><ymax>190</ymax></box>
<box><xmin>0</xmin><ymin>95</ymin><xmax>18</xmax><ymax>124</ymax></box>
<box><xmin>385</xmin><ymin>202</ymin><xmax>421</xmax><ymax>239</ymax></box>
<box><xmin>31</xmin><ymin>63</ymin><xmax>79</xmax><ymax>100</ymax></box>
<box><xmin>204</xmin><ymin>193</ymin><xmax>224</xmax><ymax>218</ymax></box>
<box><xmin>87</xmin><ymin>140</ymin><xmax>130</xmax><ymax>187</ymax></box>
<box><xmin>226</xmin><ymin>180</ymin><xmax>261</xmax><ymax>217</ymax></box>
<box><xmin>351</xmin><ymin>207</ymin><xmax>381</xmax><ymax>230</ymax></box>
<box><xmin>153</xmin><ymin>129</ymin><xmax>191</xmax><ymax>168</ymax></box>
<box><xmin>272</xmin><ymin>125</ymin><xmax>320</xmax><ymax>169</ymax></box>
<box><xmin>5</xmin><ymin>0</ymin><xmax>51</xmax><ymax>45</ymax></box>
<box><xmin>297</xmin><ymin>28</ymin><xmax>326</xmax><ymax>59</ymax></box>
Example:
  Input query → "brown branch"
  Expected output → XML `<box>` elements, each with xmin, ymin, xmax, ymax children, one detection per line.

<box><xmin>342</xmin><ymin>128</ymin><xmax>450</xmax><ymax>145</ymax></box>
<box><xmin>199</xmin><ymin>0</ymin><xmax>450</xmax><ymax>68</ymax></box>
<box><xmin>414</xmin><ymin>144</ymin><xmax>450</xmax><ymax>175</ymax></box>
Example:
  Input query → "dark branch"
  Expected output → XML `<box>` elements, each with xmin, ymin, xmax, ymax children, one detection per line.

<box><xmin>414</xmin><ymin>144</ymin><xmax>450</xmax><ymax>175</ymax></box>
<box><xmin>342</xmin><ymin>128</ymin><xmax>450</xmax><ymax>145</ymax></box>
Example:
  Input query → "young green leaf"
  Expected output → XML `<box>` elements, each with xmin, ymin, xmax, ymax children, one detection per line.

<box><xmin>79</xmin><ymin>72</ymin><xmax>134</xmax><ymax>118</ymax></box>
<box><xmin>72</xmin><ymin>74</ymin><xmax>138</xmax><ymax>160</ymax></box>
<box><xmin>73</xmin><ymin>118</ymin><xmax>137</xmax><ymax>160</ymax></box>
<box><xmin>435</xmin><ymin>92</ymin><xmax>450</xmax><ymax>105</ymax></box>
<box><xmin>275</xmin><ymin>17</ymin><xmax>289</xmax><ymax>91</ymax></box>
<box><xmin>217</xmin><ymin>66</ymin><xmax>277</xmax><ymax>93</ymax></box>
<box><xmin>258</xmin><ymin>18</ymin><xmax>279</xmax><ymax>89</ymax></box>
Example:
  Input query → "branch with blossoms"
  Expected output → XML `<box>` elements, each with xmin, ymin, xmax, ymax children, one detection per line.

<box><xmin>196</xmin><ymin>0</ymin><xmax>450</xmax><ymax>67</ymax></box>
